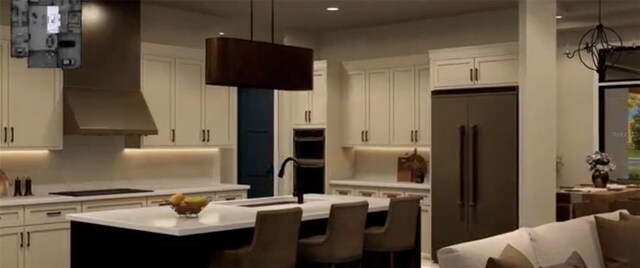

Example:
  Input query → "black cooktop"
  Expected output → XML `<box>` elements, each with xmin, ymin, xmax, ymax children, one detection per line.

<box><xmin>50</xmin><ymin>188</ymin><xmax>153</xmax><ymax>197</ymax></box>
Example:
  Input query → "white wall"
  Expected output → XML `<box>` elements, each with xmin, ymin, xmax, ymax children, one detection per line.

<box><xmin>318</xmin><ymin>8</ymin><xmax>518</xmax><ymax>61</ymax></box>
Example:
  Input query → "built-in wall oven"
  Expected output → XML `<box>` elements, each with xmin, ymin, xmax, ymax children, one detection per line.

<box><xmin>293</xmin><ymin>128</ymin><xmax>325</xmax><ymax>194</ymax></box>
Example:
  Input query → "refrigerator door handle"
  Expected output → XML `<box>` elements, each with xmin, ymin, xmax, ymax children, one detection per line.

<box><xmin>458</xmin><ymin>125</ymin><xmax>466</xmax><ymax>206</ymax></box>
<box><xmin>469</xmin><ymin>125</ymin><xmax>478</xmax><ymax>207</ymax></box>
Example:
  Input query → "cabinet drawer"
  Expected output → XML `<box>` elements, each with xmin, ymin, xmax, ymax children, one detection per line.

<box><xmin>355</xmin><ymin>188</ymin><xmax>380</xmax><ymax>198</ymax></box>
<box><xmin>331</xmin><ymin>187</ymin><xmax>355</xmax><ymax>196</ymax></box>
<box><xmin>147</xmin><ymin>196</ymin><xmax>171</xmax><ymax>207</ymax></box>
<box><xmin>405</xmin><ymin>191</ymin><xmax>430</xmax><ymax>206</ymax></box>
<box><xmin>82</xmin><ymin>198</ymin><xmax>147</xmax><ymax>212</ymax></box>
<box><xmin>214</xmin><ymin>191</ymin><xmax>247</xmax><ymax>201</ymax></box>
<box><xmin>380</xmin><ymin>190</ymin><xmax>405</xmax><ymax>199</ymax></box>
<box><xmin>0</xmin><ymin>206</ymin><xmax>24</xmax><ymax>228</ymax></box>
<box><xmin>25</xmin><ymin>203</ymin><xmax>80</xmax><ymax>225</ymax></box>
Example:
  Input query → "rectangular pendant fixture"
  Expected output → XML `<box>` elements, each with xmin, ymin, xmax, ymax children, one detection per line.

<box><xmin>205</xmin><ymin>37</ymin><xmax>314</xmax><ymax>91</ymax></box>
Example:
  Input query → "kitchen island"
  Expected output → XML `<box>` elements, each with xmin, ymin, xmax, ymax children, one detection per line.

<box><xmin>67</xmin><ymin>194</ymin><xmax>421</xmax><ymax>268</ymax></box>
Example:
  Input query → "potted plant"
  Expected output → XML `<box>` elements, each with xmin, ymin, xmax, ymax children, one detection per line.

<box><xmin>586</xmin><ymin>151</ymin><xmax>616</xmax><ymax>188</ymax></box>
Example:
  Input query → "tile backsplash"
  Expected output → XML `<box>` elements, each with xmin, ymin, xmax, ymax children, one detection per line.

<box><xmin>353</xmin><ymin>148</ymin><xmax>430</xmax><ymax>183</ymax></box>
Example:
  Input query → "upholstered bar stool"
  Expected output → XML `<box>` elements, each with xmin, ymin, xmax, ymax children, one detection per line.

<box><xmin>298</xmin><ymin>201</ymin><xmax>369</xmax><ymax>268</ymax></box>
<box><xmin>614</xmin><ymin>199</ymin><xmax>640</xmax><ymax>215</ymax></box>
<box><xmin>210</xmin><ymin>207</ymin><xmax>303</xmax><ymax>268</ymax></box>
<box><xmin>363</xmin><ymin>196</ymin><xmax>421</xmax><ymax>268</ymax></box>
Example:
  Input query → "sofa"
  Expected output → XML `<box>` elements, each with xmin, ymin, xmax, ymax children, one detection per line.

<box><xmin>436</xmin><ymin>210</ymin><xmax>629</xmax><ymax>268</ymax></box>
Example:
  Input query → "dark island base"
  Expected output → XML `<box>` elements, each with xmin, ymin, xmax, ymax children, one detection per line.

<box><xmin>71</xmin><ymin>211</ymin><xmax>421</xmax><ymax>268</ymax></box>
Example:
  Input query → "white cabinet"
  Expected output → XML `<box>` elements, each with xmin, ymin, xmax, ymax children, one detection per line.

<box><xmin>23</xmin><ymin>223</ymin><xmax>69</xmax><ymax>268</ymax></box>
<box><xmin>214</xmin><ymin>191</ymin><xmax>247</xmax><ymax>201</ymax></box>
<box><xmin>355</xmin><ymin>187</ymin><xmax>380</xmax><ymax>198</ymax></box>
<box><xmin>81</xmin><ymin>198</ymin><xmax>147</xmax><ymax>212</ymax></box>
<box><xmin>379</xmin><ymin>190</ymin><xmax>405</xmax><ymax>199</ymax></box>
<box><xmin>391</xmin><ymin>68</ymin><xmax>416</xmax><ymax>145</ymax></box>
<box><xmin>416</xmin><ymin>66</ymin><xmax>431</xmax><ymax>146</ymax></box>
<box><xmin>421</xmin><ymin>206</ymin><xmax>432</xmax><ymax>258</ymax></box>
<box><xmin>0</xmin><ymin>227</ymin><xmax>23</xmax><ymax>268</ymax></box>
<box><xmin>430</xmin><ymin>43</ymin><xmax>518</xmax><ymax>90</ymax></box>
<box><xmin>138</xmin><ymin>44</ymin><xmax>235</xmax><ymax>148</ymax></box>
<box><xmin>0</xmin><ymin>39</ymin><xmax>62</xmax><ymax>150</ymax></box>
<box><xmin>366</xmin><ymin>69</ymin><xmax>391</xmax><ymax>145</ymax></box>
<box><xmin>343</xmin><ymin>71</ymin><xmax>367</xmax><ymax>145</ymax></box>
<box><xmin>290</xmin><ymin>68</ymin><xmax>327</xmax><ymax>126</ymax></box>
<box><xmin>331</xmin><ymin>187</ymin><xmax>355</xmax><ymax>196</ymax></box>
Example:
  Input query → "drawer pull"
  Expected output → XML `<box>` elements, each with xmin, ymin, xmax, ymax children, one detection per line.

<box><xmin>46</xmin><ymin>211</ymin><xmax>62</xmax><ymax>217</ymax></box>
<box><xmin>361</xmin><ymin>192</ymin><xmax>374</xmax><ymax>197</ymax></box>
<box><xmin>337</xmin><ymin>191</ymin><xmax>350</xmax><ymax>195</ymax></box>
<box><xmin>386</xmin><ymin>194</ymin><xmax>399</xmax><ymax>198</ymax></box>
<box><xmin>224</xmin><ymin>197</ymin><xmax>238</xmax><ymax>201</ymax></box>
<box><xmin>157</xmin><ymin>201</ymin><xmax>171</xmax><ymax>206</ymax></box>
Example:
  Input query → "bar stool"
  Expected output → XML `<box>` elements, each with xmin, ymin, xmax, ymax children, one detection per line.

<box><xmin>363</xmin><ymin>196</ymin><xmax>421</xmax><ymax>268</ymax></box>
<box><xmin>298</xmin><ymin>201</ymin><xmax>369</xmax><ymax>268</ymax></box>
<box><xmin>210</xmin><ymin>207</ymin><xmax>303</xmax><ymax>268</ymax></box>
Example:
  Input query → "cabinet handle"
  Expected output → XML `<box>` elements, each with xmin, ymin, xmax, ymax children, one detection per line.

<box><xmin>224</xmin><ymin>197</ymin><xmax>237</xmax><ymax>201</ymax></box>
<box><xmin>305</xmin><ymin>111</ymin><xmax>308</xmax><ymax>122</ymax></box>
<box><xmin>202</xmin><ymin>130</ymin><xmax>206</xmax><ymax>142</ymax></box>
<box><xmin>458</xmin><ymin>125</ymin><xmax>466</xmax><ymax>207</ymax></box>
<box><xmin>414</xmin><ymin>130</ymin><xmax>419</xmax><ymax>143</ymax></box>
<box><xmin>361</xmin><ymin>130</ymin><xmax>364</xmax><ymax>142</ymax></box>
<box><xmin>469</xmin><ymin>125</ymin><xmax>478</xmax><ymax>207</ymax></box>
<box><xmin>337</xmin><ymin>191</ymin><xmax>350</xmax><ymax>195</ymax></box>
<box><xmin>27</xmin><ymin>232</ymin><xmax>30</xmax><ymax>247</ymax></box>
<box><xmin>410</xmin><ymin>130</ymin><xmax>414</xmax><ymax>142</ymax></box>
<box><xmin>207</xmin><ymin>130</ymin><xmax>211</xmax><ymax>142</ymax></box>
<box><xmin>10</xmin><ymin>127</ymin><xmax>14</xmax><ymax>143</ymax></box>
<box><xmin>470</xmin><ymin>68</ymin><xmax>473</xmax><ymax>82</ymax></box>
<box><xmin>171</xmin><ymin>129</ymin><xmax>175</xmax><ymax>142</ymax></box>
<box><xmin>3</xmin><ymin>127</ymin><xmax>6</xmax><ymax>143</ymax></box>
<box><xmin>20</xmin><ymin>232</ymin><xmax>23</xmax><ymax>248</ymax></box>
<box><xmin>365</xmin><ymin>131</ymin><xmax>369</xmax><ymax>142</ymax></box>
<box><xmin>46</xmin><ymin>211</ymin><xmax>62</xmax><ymax>217</ymax></box>
<box><xmin>475</xmin><ymin>68</ymin><xmax>479</xmax><ymax>82</ymax></box>
<box><xmin>308</xmin><ymin>110</ymin><xmax>312</xmax><ymax>122</ymax></box>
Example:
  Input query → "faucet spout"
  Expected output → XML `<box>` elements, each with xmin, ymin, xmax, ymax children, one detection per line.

<box><xmin>278</xmin><ymin>157</ymin><xmax>304</xmax><ymax>204</ymax></box>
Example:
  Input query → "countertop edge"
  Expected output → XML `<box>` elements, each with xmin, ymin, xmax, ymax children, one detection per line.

<box><xmin>329</xmin><ymin>180</ymin><xmax>430</xmax><ymax>190</ymax></box>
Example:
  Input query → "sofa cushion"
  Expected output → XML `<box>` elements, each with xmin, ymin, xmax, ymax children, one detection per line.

<box><xmin>529</xmin><ymin>210</ymin><xmax>625</xmax><ymax>268</ymax></box>
<box><xmin>595</xmin><ymin>215</ymin><xmax>640</xmax><ymax>268</ymax></box>
<box><xmin>437</xmin><ymin>228</ymin><xmax>538</xmax><ymax>268</ymax></box>
<box><xmin>541</xmin><ymin>251</ymin><xmax>587</xmax><ymax>268</ymax></box>
<box><xmin>485</xmin><ymin>244</ymin><xmax>535</xmax><ymax>268</ymax></box>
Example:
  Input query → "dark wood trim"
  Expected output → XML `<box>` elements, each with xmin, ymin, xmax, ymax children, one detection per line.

<box><xmin>431</xmin><ymin>86</ymin><xmax>517</xmax><ymax>96</ymax></box>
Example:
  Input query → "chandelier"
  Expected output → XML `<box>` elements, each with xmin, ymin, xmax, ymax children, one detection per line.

<box><xmin>564</xmin><ymin>0</ymin><xmax>624</xmax><ymax>74</ymax></box>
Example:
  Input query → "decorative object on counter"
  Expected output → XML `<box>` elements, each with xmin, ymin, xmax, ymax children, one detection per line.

<box><xmin>397</xmin><ymin>149</ymin><xmax>428</xmax><ymax>183</ymax></box>
<box><xmin>24</xmin><ymin>177</ymin><xmax>33</xmax><ymax>196</ymax></box>
<box><xmin>586</xmin><ymin>151</ymin><xmax>616</xmax><ymax>188</ymax></box>
<box><xmin>13</xmin><ymin>177</ymin><xmax>23</xmax><ymax>196</ymax></box>
<box><xmin>0</xmin><ymin>170</ymin><xmax>9</xmax><ymax>197</ymax></box>
<box><xmin>167</xmin><ymin>193</ymin><xmax>210</xmax><ymax>217</ymax></box>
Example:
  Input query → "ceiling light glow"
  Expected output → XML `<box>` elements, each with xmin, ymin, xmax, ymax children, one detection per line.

<box><xmin>556</xmin><ymin>15</ymin><xmax>563</xmax><ymax>19</ymax></box>
<box><xmin>219</xmin><ymin>32</ymin><xmax>225</xmax><ymax>36</ymax></box>
<box><xmin>326</xmin><ymin>7</ymin><xmax>339</xmax><ymax>12</ymax></box>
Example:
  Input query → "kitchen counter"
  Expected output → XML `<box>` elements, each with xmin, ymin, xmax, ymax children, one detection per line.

<box><xmin>329</xmin><ymin>179</ymin><xmax>430</xmax><ymax>190</ymax></box>
<box><xmin>67</xmin><ymin>194</ymin><xmax>389</xmax><ymax>236</ymax></box>
<box><xmin>0</xmin><ymin>184</ymin><xmax>249</xmax><ymax>207</ymax></box>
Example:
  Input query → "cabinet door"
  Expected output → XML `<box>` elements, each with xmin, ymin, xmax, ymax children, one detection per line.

<box><xmin>290</xmin><ymin>91</ymin><xmax>310</xmax><ymax>125</ymax></box>
<box><xmin>7</xmin><ymin>56</ymin><xmax>62</xmax><ymax>149</ymax></box>
<box><xmin>416</xmin><ymin>65</ymin><xmax>431</xmax><ymax>145</ymax></box>
<box><xmin>343</xmin><ymin>71</ymin><xmax>366</xmax><ymax>145</ymax></box>
<box><xmin>0</xmin><ymin>227</ymin><xmax>23</xmax><ymax>268</ymax></box>
<box><xmin>310</xmin><ymin>70</ymin><xmax>327</xmax><ymax>125</ymax></box>
<box><xmin>432</xmin><ymin>58</ymin><xmax>475</xmax><ymax>89</ymax></box>
<box><xmin>421</xmin><ymin>206</ymin><xmax>432</xmax><ymax>259</ymax></box>
<box><xmin>391</xmin><ymin>67</ymin><xmax>416</xmax><ymax>145</ymax></box>
<box><xmin>24</xmin><ymin>223</ymin><xmax>69</xmax><ymax>268</ymax></box>
<box><xmin>0</xmin><ymin>40</ymin><xmax>7</xmax><ymax>148</ymax></box>
<box><xmin>175</xmin><ymin>59</ymin><xmax>204</xmax><ymax>146</ymax></box>
<box><xmin>474</xmin><ymin>55</ymin><xmax>518</xmax><ymax>86</ymax></box>
<box><xmin>366</xmin><ymin>69</ymin><xmax>391</xmax><ymax>145</ymax></box>
<box><xmin>204</xmin><ymin>85</ymin><xmax>231</xmax><ymax>145</ymax></box>
<box><xmin>141</xmin><ymin>55</ymin><xmax>175</xmax><ymax>147</ymax></box>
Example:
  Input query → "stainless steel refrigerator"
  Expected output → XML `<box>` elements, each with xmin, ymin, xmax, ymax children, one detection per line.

<box><xmin>431</xmin><ymin>87</ymin><xmax>519</xmax><ymax>260</ymax></box>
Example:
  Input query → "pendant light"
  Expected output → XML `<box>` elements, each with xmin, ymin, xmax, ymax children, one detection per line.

<box><xmin>205</xmin><ymin>0</ymin><xmax>313</xmax><ymax>91</ymax></box>
<box><xmin>564</xmin><ymin>0</ymin><xmax>624</xmax><ymax>74</ymax></box>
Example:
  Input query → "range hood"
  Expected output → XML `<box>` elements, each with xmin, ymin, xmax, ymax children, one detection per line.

<box><xmin>205</xmin><ymin>38</ymin><xmax>313</xmax><ymax>90</ymax></box>
<box><xmin>63</xmin><ymin>0</ymin><xmax>157</xmax><ymax>136</ymax></box>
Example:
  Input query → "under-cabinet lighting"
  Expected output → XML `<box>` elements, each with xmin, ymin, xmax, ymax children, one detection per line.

<box><xmin>0</xmin><ymin>150</ymin><xmax>50</xmax><ymax>155</ymax></box>
<box><xmin>350</xmin><ymin>146</ymin><xmax>430</xmax><ymax>151</ymax></box>
<box><xmin>123</xmin><ymin>148</ymin><xmax>220</xmax><ymax>153</ymax></box>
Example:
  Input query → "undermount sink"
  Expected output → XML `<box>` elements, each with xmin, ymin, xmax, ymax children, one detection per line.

<box><xmin>221</xmin><ymin>196</ymin><xmax>326</xmax><ymax>208</ymax></box>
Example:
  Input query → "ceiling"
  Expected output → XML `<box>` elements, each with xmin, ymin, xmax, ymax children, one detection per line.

<box><xmin>147</xmin><ymin>0</ymin><xmax>639</xmax><ymax>32</ymax></box>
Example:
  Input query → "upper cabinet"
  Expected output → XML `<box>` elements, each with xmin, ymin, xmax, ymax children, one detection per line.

<box><xmin>290</xmin><ymin>62</ymin><xmax>328</xmax><ymax>126</ymax></box>
<box><xmin>430</xmin><ymin>43</ymin><xmax>518</xmax><ymax>90</ymax></box>
<box><xmin>343</xmin><ymin>55</ymin><xmax>430</xmax><ymax>147</ymax></box>
<box><xmin>0</xmin><ymin>36</ymin><xmax>62</xmax><ymax>150</ymax></box>
<box><xmin>132</xmin><ymin>43</ymin><xmax>235</xmax><ymax>148</ymax></box>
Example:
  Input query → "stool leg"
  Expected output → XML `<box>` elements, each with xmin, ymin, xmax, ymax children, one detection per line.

<box><xmin>389</xmin><ymin>252</ymin><xmax>395</xmax><ymax>268</ymax></box>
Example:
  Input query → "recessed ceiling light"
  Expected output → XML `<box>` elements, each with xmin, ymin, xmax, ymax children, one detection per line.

<box><xmin>556</xmin><ymin>15</ymin><xmax>563</xmax><ymax>19</ymax></box>
<box><xmin>326</xmin><ymin>7</ymin><xmax>339</xmax><ymax>12</ymax></box>
<box><xmin>219</xmin><ymin>32</ymin><xmax>225</xmax><ymax>36</ymax></box>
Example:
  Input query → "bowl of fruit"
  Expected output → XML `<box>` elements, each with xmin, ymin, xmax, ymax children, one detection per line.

<box><xmin>167</xmin><ymin>193</ymin><xmax>211</xmax><ymax>217</ymax></box>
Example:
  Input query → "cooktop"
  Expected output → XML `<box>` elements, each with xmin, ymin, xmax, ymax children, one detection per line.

<box><xmin>49</xmin><ymin>188</ymin><xmax>153</xmax><ymax>197</ymax></box>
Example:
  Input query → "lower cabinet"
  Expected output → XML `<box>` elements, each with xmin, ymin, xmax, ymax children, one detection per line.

<box><xmin>214</xmin><ymin>191</ymin><xmax>247</xmax><ymax>201</ymax></box>
<box><xmin>0</xmin><ymin>223</ymin><xmax>69</xmax><ymax>268</ymax></box>
<box><xmin>354</xmin><ymin>188</ymin><xmax>380</xmax><ymax>198</ymax></box>
<box><xmin>82</xmin><ymin>198</ymin><xmax>147</xmax><ymax>212</ymax></box>
<box><xmin>421</xmin><ymin>205</ymin><xmax>432</xmax><ymax>259</ymax></box>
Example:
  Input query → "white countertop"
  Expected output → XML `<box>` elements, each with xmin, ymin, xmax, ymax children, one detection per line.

<box><xmin>0</xmin><ymin>184</ymin><xmax>249</xmax><ymax>207</ymax></box>
<box><xmin>329</xmin><ymin>180</ymin><xmax>430</xmax><ymax>190</ymax></box>
<box><xmin>66</xmin><ymin>194</ymin><xmax>390</xmax><ymax>236</ymax></box>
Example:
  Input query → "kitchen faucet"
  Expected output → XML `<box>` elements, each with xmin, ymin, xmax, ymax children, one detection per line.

<box><xmin>278</xmin><ymin>157</ymin><xmax>303</xmax><ymax>204</ymax></box>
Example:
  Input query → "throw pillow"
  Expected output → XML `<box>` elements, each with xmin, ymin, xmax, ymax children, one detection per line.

<box><xmin>485</xmin><ymin>244</ymin><xmax>535</xmax><ymax>268</ymax></box>
<box><xmin>595</xmin><ymin>216</ymin><xmax>640</xmax><ymax>268</ymax></box>
<box><xmin>620</xmin><ymin>212</ymin><xmax>640</xmax><ymax>222</ymax></box>
<box><xmin>541</xmin><ymin>251</ymin><xmax>587</xmax><ymax>268</ymax></box>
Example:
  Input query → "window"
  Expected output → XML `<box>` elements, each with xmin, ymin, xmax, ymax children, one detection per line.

<box><xmin>599</xmin><ymin>46</ymin><xmax>640</xmax><ymax>181</ymax></box>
